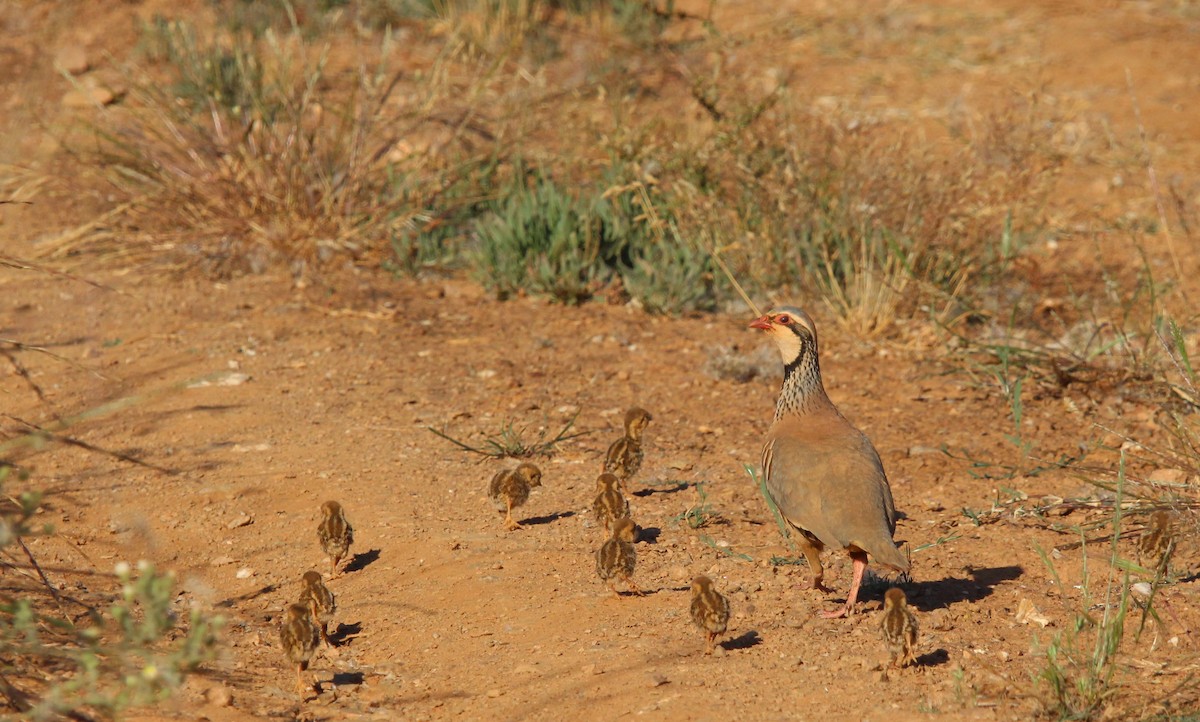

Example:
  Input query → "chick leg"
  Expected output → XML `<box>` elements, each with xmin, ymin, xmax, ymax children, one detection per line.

<box><xmin>704</xmin><ymin>631</ymin><xmax>715</xmax><ymax>655</ymax></box>
<box><xmin>819</xmin><ymin>550</ymin><xmax>868</xmax><ymax>619</ymax></box>
<box><xmin>504</xmin><ymin>499</ymin><xmax>522</xmax><ymax>531</ymax></box>
<box><xmin>606</xmin><ymin>580</ymin><xmax>622</xmax><ymax>599</ymax></box>
<box><xmin>295</xmin><ymin>663</ymin><xmax>309</xmax><ymax>701</ymax></box>
<box><xmin>623</xmin><ymin>574</ymin><xmax>644</xmax><ymax>597</ymax></box>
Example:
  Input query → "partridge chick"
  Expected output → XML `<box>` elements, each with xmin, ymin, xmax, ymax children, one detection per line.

<box><xmin>596</xmin><ymin>517</ymin><xmax>642</xmax><ymax>598</ymax></box>
<box><xmin>604</xmin><ymin>407</ymin><xmax>652</xmax><ymax>491</ymax></box>
<box><xmin>1137</xmin><ymin>510</ymin><xmax>1175</xmax><ymax>571</ymax></box>
<box><xmin>592</xmin><ymin>472</ymin><xmax>630</xmax><ymax>532</ymax></box>
<box><xmin>299</xmin><ymin>570</ymin><xmax>336</xmax><ymax>648</ymax></box>
<box><xmin>880</xmin><ymin>587</ymin><xmax>918</xmax><ymax>668</ymax></box>
<box><xmin>318</xmin><ymin>501</ymin><xmax>353</xmax><ymax>577</ymax></box>
<box><xmin>488</xmin><ymin>462</ymin><xmax>543</xmax><ymax>531</ymax></box>
<box><xmin>279</xmin><ymin>602</ymin><xmax>319</xmax><ymax>700</ymax></box>
<box><xmin>751</xmin><ymin>308</ymin><xmax>909</xmax><ymax>618</ymax></box>
<box><xmin>690</xmin><ymin>575</ymin><xmax>731</xmax><ymax>655</ymax></box>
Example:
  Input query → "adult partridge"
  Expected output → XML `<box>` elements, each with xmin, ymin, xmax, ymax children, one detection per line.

<box><xmin>750</xmin><ymin>307</ymin><xmax>909</xmax><ymax>618</ymax></box>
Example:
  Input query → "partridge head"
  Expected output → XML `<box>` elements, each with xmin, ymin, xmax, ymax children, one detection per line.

<box><xmin>604</xmin><ymin>407</ymin><xmax>652</xmax><ymax>490</ymax></box>
<box><xmin>690</xmin><ymin>575</ymin><xmax>731</xmax><ymax>655</ymax></box>
<box><xmin>592</xmin><ymin>472</ymin><xmax>631</xmax><ymax>532</ymax></box>
<box><xmin>880</xmin><ymin>587</ymin><xmax>918</xmax><ymax>668</ymax></box>
<box><xmin>318</xmin><ymin>501</ymin><xmax>353</xmax><ymax>577</ymax></box>
<box><xmin>751</xmin><ymin>307</ymin><xmax>909</xmax><ymax>618</ymax></box>
<box><xmin>299</xmin><ymin>570</ymin><xmax>337</xmax><ymax>648</ymax></box>
<box><xmin>279</xmin><ymin>602</ymin><xmax>320</xmax><ymax>700</ymax></box>
<box><xmin>488</xmin><ymin>462</ymin><xmax>543</xmax><ymax>531</ymax></box>
<box><xmin>596</xmin><ymin>517</ymin><xmax>642</xmax><ymax>598</ymax></box>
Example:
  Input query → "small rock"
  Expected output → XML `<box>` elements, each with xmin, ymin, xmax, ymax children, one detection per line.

<box><xmin>668</xmin><ymin>566</ymin><xmax>688</xmax><ymax>582</ymax></box>
<box><xmin>226</xmin><ymin>513</ymin><xmax>253</xmax><ymax>530</ymax></box>
<box><xmin>1148</xmin><ymin>468</ymin><xmax>1188</xmax><ymax>485</ymax></box>
<box><xmin>476</xmin><ymin>369</ymin><xmax>497</xmax><ymax>379</ymax></box>
<box><xmin>235</xmin><ymin>568</ymin><xmax>254</xmax><ymax>579</ymax></box>
<box><xmin>62</xmin><ymin>86</ymin><xmax>114</xmax><ymax>108</ymax></box>
<box><xmin>711</xmin><ymin>644</ymin><xmax>726</xmax><ymax>657</ymax></box>
<box><xmin>1014</xmin><ymin>598</ymin><xmax>1051</xmax><ymax>627</ymax></box>
<box><xmin>648</xmin><ymin>673</ymin><xmax>669</xmax><ymax>687</ymax></box>
<box><xmin>513</xmin><ymin>664</ymin><xmax>537</xmax><ymax>675</ymax></box>
<box><xmin>56</xmin><ymin>46</ymin><xmax>90</xmax><ymax>75</ymax></box>
<box><xmin>210</xmin><ymin>555</ymin><xmax>235</xmax><ymax>567</ymax></box>
<box><xmin>926</xmin><ymin>608</ymin><xmax>954</xmax><ymax>631</ymax></box>
<box><xmin>486</xmin><ymin>688</ymin><xmax>502</xmax><ymax>698</ymax></box>
<box><xmin>204</xmin><ymin>684</ymin><xmax>234</xmax><ymax>707</ymax></box>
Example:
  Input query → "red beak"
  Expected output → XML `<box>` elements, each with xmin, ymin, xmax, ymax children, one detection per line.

<box><xmin>749</xmin><ymin>315</ymin><xmax>773</xmax><ymax>331</ymax></box>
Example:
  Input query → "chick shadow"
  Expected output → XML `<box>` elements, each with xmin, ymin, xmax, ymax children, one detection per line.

<box><xmin>331</xmin><ymin>671</ymin><xmax>365</xmax><ymax>686</ymax></box>
<box><xmin>520</xmin><ymin>510</ymin><xmax>575</xmax><ymax>526</ymax></box>
<box><xmin>721</xmin><ymin>630</ymin><xmax>762</xmax><ymax>651</ymax></box>
<box><xmin>632</xmin><ymin>482</ymin><xmax>690</xmax><ymax>498</ymax></box>
<box><xmin>914</xmin><ymin>649</ymin><xmax>950</xmax><ymax>668</ymax></box>
<box><xmin>343</xmin><ymin>549</ymin><xmax>380</xmax><ymax>574</ymax></box>
<box><xmin>330</xmin><ymin>622</ymin><xmax>362</xmax><ymax>646</ymax></box>
<box><xmin>903</xmin><ymin>565</ymin><xmax>1024</xmax><ymax>612</ymax></box>
<box><xmin>215</xmin><ymin>584</ymin><xmax>278</xmax><ymax>609</ymax></box>
<box><xmin>635</xmin><ymin>526</ymin><xmax>661</xmax><ymax>544</ymax></box>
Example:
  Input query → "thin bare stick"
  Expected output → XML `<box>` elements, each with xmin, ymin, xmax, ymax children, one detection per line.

<box><xmin>16</xmin><ymin>537</ymin><xmax>68</xmax><ymax>618</ymax></box>
<box><xmin>708</xmin><ymin>244</ymin><xmax>762</xmax><ymax>316</ymax></box>
<box><xmin>1126</xmin><ymin>68</ymin><xmax>1186</xmax><ymax>301</ymax></box>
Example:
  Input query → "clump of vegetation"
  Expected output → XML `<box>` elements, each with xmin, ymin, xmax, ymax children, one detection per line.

<box><xmin>0</xmin><ymin>465</ymin><xmax>221</xmax><ymax>719</ymax></box>
<box><xmin>428</xmin><ymin>411</ymin><xmax>589</xmax><ymax>458</ymax></box>
<box><xmin>471</xmin><ymin>170</ymin><xmax>718</xmax><ymax>312</ymax></box>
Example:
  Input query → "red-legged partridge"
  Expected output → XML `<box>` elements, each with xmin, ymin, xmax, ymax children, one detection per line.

<box><xmin>604</xmin><ymin>407</ymin><xmax>652</xmax><ymax>491</ymax></box>
<box><xmin>279</xmin><ymin>602</ymin><xmax>319</xmax><ymax>700</ymax></box>
<box><xmin>690</xmin><ymin>575</ymin><xmax>731</xmax><ymax>655</ymax></box>
<box><xmin>318</xmin><ymin>501</ymin><xmax>353</xmax><ymax>577</ymax></box>
<box><xmin>592</xmin><ymin>472</ymin><xmax>630</xmax><ymax>532</ymax></box>
<box><xmin>596</xmin><ymin>517</ymin><xmax>642</xmax><ymax>598</ymax></box>
<box><xmin>880</xmin><ymin>587</ymin><xmax>919</xmax><ymax>668</ymax></box>
<box><xmin>488</xmin><ymin>462</ymin><xmax>543</xmax><ymax>531</ymax></box>
<box><xmin>751</xmin><ymin>307</ymin><xmax>909</xmax><ymax>618</ymax></box>
<box><xmin>299</xmin><ymin>570</ymin><xmax>336</xmax><ymax>648</ymax></box>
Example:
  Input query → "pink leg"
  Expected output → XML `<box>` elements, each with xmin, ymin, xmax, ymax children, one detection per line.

<box><xmin>819</xmin><ymin>551</ymin><xmax>868</xmax><ymax>619</ymax></box>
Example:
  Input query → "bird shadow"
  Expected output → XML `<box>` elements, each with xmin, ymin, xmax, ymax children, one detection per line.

<box><xmin>635</xmin><ymin>526</ymin><xmax>662</xmax><ymax>544</ymax></box>
<box><xmin>215</xmin><ymin>584</ymin><xmax>277</xmax><ymax>609</ymax></box>
<box><xmin>331</xmin><ymin>671</ymin><xmax>365</xmax><ymax>686</ymax></box>
<box><xmin>343</xmin><ymin>549</ymin><xmax>380</xmax><ymax>574</ymax></box>
<box><xmin>914</xmin><ymin>648</ymin><xmax>951</xmax><ymax>668</ymax></box>
<box><xmin>520</xmin><ymin>510</ymin><xmax>575</xmax><ymax>526</ymax></box>
<box><xmin>633</xmin><ymin>481</ymin><xmax>690</xmax><ymax>498</ymax></box>
<box><xmin>330</xmin><ymin>622</ymin><xmax>361</xmax><ymax>646</ymax></box>
<box><xmin>904</xmin><ymin>565</ymin><xmax>1024</xmax><ymax>612</ymax></box>
<box><xmin>721</xmin><ymin>630</ymin><xmax>762</xmax><ymax>651</ymax></box>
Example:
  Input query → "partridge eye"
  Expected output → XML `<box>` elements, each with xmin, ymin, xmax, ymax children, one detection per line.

<box><xmin>777</xmin><ymin>314</ymin><xmax>790</xmax><ymax>325</ymax></box>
